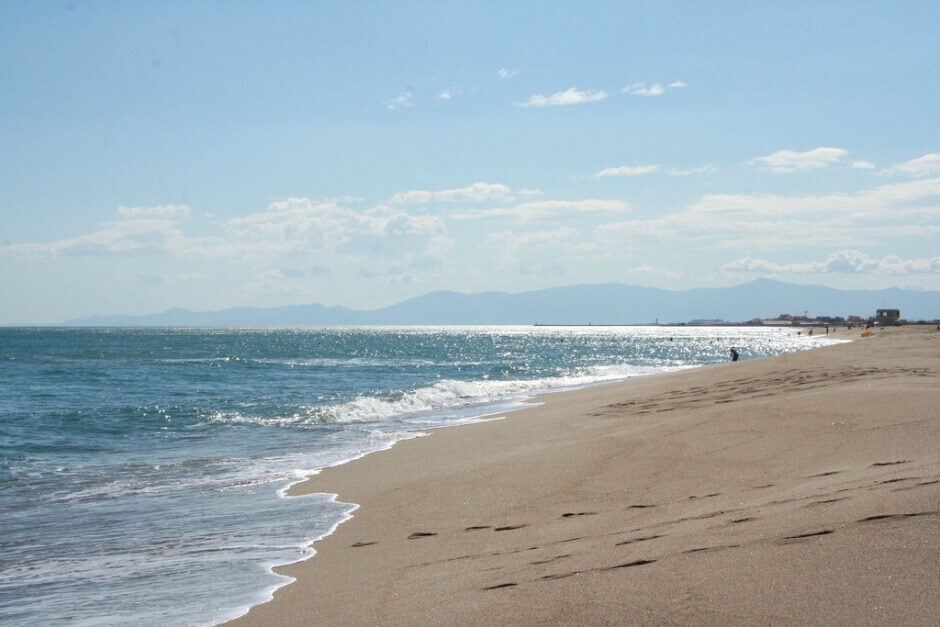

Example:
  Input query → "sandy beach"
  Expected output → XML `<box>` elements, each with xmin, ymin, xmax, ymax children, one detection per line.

<box><xmin>231</xmin><ymin>326</ymin><xmax>939</xmax><ymax>626</ymax></box>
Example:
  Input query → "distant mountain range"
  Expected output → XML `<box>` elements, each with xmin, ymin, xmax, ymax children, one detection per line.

<box><xmin>59</xmin><ymin>279</ymin><xmax>939</xmax><ymax>326</ymax></box>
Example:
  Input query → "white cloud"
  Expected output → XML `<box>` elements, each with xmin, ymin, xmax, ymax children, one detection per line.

<box><xmin>323</xmin><ymin>195</ymin><xmax>364</xmax><ymax>204</ymax></box>
<box><xmin>497</xmin><ymin>68</ymin><xmax>519</xmax><ymax>79</ymax></box>
<box><xmin>135</xmin><ymin>272</ymin><xmax>170</xmax><ymax>285</ymax></box>
<box><xmin>488</xmin><ymin>227</ymin><xmax>579</xmax><ymax>272</ymax></box>
<box><xmin>518</xmin><ymin>262</ymin><xmax>567</xmax><ymax>276</ymax></box>
<box><xmin>387</xmin><ymin>89</ymin><xmax>413</xmax><ymax>110</ymax></box>
<box><xmin>454</xmin><ymin>199</ymin><xmax>632</xmax><ymax>222</ymax></box>
<box><xmin>624</xmin><ymin>265</ymin><xmax>684</xmax><ymax>280</ymax></box>
<box><xmin>0</xmin><ymin>194</ymin><xmax>456</xmax><ymax>273</ymax></box>
<box><xmin>116</xmin><ymin>204</ymin><xmax>191</xmax><ymax>218</ymax></box>
<box><xmin>622</xmin><ymin>80</ymin><xmax>686</xmax><ymax>96</ymax></box>
<box><xmin>622</xmin><ymin>82</ymin><xmax>665</xmax><ymax>96</ymax></box>
<box><xmin>686</xmin><ymin>177</ymin><xmax>940</xmax><ymax>218</ymax></box>
<box><xmin>596</xmin><ymin>177</ymin><xmax>940</xmax><ymax>250</ymax></box>
<box><xmin>389</xmin><ymin>182</ymin><xmax>518</xmax><ymax>204</ymax></box>
<box><xmin>748</xmin><ymin>146</ymin><xmax>848</xmax><ymax>173</ymax></box>
<box><xmin>851</xmin><ymin>160</ymin><xmax>875</xmax><ymax>169</ymax></box>
<box><xmin>488</xmin><ymin>227</ymin><xmax>579</xmax><ymax>250</ymax></box>
<box><xmin>0</xmin><ymin>218</ymin><xmax>191</xmax><ymax>257</ymax></box>
<box><xmin>667</xmin><ymin>165</ymin><xmax>717</xmax><ymax>176</ymax></box>
<box><xmin>179</xmin><ymin>272</ymin><xmax>209</xmax><ymax>281</ymax></box>
<box><xmin>723</xmin><ymin>250</ymin><xmax>940</xmax><ymax>275</ymax></box>
<box><xmin>518</xmin><ymin>88</ymin><xmax>607</xmax><ymax>107</ymax></box>
<box><xmin>591</xmin><ymin>164</ymin><xmax>715</xmax><ymax>178</ymax></box>
<box><xmin>593</xmin><ymin>164</ymin><xmax>660</xmax><ymax>178</ymax></box>
<box><xmin>437</xmin><ymin>88</ymin><xmax>464</xmax><ymax>101</ymax></box>
<box><xmin>224</xmin><ymin>197</ymin><xmax>450</xmax><ymax>260</ymax></box>
<box><xmin>881</xmin><ymin>153</ymin><xmax>940</xmax><ymax>178</ymax></box>
<box><xmin>242</xmin><ymin>269</ymin><xmax>303</xmax><ymax>296</ymax></box>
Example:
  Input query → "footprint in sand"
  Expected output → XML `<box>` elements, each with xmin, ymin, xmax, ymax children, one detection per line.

<box><xmin>684</xmin><ymin>545</ymin><xmax>739</xmax><ymax>554</ymax></box>
<box><xmin>858</xmin><ymin>511</ymin><xmax>937</xmax><ymax>523</ymax></box>
<box><xmin>482</xmin><ymin>582</ymin><xmax>517</xmax><ymax>590</ymax></box>
<box><xmin>540</xmin><ymin>559</ymin><xmax>656</xmax><ymax>583</ymax></box>
<box><xmin>780</xmin><ymin>529</ymin><xmax>834</xmax><ymax>541</ymax></box>
<box><xmin>879</xmin><ymin>477</ymin><xmax>917</xmax><ymax>484</ymax></box>
<box><xmin>615</xmin><ymin>534</ymin><xmax>663</xmax><ymax>546</ymax></box>
<box><xmin>531</xmin><ymin>554</ymin><xmax>570</xmax><ymax>565</ymax></box>
<box><xmin>601</xmin><ymin>559</ymin><xmax>656</xmax><ymax>570</ymax></box>
<box><xmin>804</xmin><ymin>497</ymin><xmax>849</xmax><ymax>507</ymax></box>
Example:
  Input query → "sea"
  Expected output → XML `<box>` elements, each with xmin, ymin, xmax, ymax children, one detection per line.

<box><xmin>0</xmin><ymin>325</ymin><xmax>841</xmax><ymax>625</ymax></box>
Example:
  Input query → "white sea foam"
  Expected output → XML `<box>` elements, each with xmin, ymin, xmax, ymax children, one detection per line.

<box><xmin>201</xmin><ymin>363</ymin><xmax>682</xmax><ymax>430</ymax></box>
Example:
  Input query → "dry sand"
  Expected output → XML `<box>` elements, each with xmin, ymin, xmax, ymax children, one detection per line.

<box><xmin>231</xmin><ymin>326</ymin><xmax>939</xmax><ymax>626</ymax></box>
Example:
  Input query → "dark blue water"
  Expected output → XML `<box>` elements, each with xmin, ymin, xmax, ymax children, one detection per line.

<box><xmin>0</xmin><ymin>326</ymin><xmax>838</xmax><ymax>625</ymax></box>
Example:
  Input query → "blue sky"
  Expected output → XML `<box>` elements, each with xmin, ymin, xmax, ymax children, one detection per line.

<box><xmin>1</xmin><ymin>1</ymin><xmax>938</xmax><ymax>323</ymax></box>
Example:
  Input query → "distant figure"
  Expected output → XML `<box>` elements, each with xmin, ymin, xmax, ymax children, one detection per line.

<box><xmin>729</xmin><ymin>347</ymin><xmax>739</xmax><ymax>362</ymax></box>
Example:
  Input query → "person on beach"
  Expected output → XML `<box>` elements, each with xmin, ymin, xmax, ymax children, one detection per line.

<box><xmin>729</xmin><ymin>347</ymin><xmax>739</xmax><ymax>362</ymax></box>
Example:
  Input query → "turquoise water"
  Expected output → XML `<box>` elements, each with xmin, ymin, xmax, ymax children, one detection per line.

<box><xmin>0</xmin><ymin>326</ymin><xmax>837</xmax><ymax>625</ymax></box>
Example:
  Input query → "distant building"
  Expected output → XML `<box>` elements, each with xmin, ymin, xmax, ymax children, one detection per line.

<box><xmin>875</xmin><ymin>308</ymin><xmax>900</xmax><ymax>325</ymax></box>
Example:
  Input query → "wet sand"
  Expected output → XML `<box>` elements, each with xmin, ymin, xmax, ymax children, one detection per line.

<box><xmin>231</xmin><ymin>326</ymin><xmax>939</xmax><ymax>625</ymax></box>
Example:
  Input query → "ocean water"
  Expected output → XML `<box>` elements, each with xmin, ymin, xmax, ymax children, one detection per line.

<box><xmin>0</xmin><ymin>326</ymin><xmax>839</xmax><ymax>625</ymax></box>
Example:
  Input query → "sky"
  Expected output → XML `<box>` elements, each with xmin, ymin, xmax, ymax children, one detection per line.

<box><xmin>1</xmin><ymin>1</ymin><xmax>938</xmax><ymax>324</ymax></box>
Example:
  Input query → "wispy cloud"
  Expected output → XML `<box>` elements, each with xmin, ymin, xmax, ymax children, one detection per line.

<box><xmin>724</xmin><ymin>250</ymin><xmax>940</xmax><ymax>275</ymax></box>
<box><xmin>624</xmin><ymin>265</ymin><xmax>684</xmax><ymax>280</ymax></box>
<box><xmin>748</xmin><ymin>146</ymin><xmax>848</xmax><ymax>173</ymax></box>
<box><xmin>667</xmin><ymin>165</ymin><xmax>717</xmax><ymax>176</ymax></box>
<box><xmin>518</xmin><ymin>88</ymin><xmax>607</xmax><ymax>107</ymax></box>
<box><xmin>0</xmin><ymin>218</ymin><xmax>193</xmax><ymax>257</ymax></box>
<box><xmin>387</xmin><ymin>89</ymin><xmax>413</xmax><ymax>110</ymax></box>
<box><xmin>593</xmin><ymin>164</ymin><xmax>660</xmax><ymax>178</ymax></box>
<box><xmin>881</xmin><ymin>153</ymin><xmax>940</xmax><ymax>177</ymax></box>
<box><xmin>116</xmin><ymin>204</ymin><xmax>191</xmax><ymax>218</ymax></box>
<box><xmin>453</xmin><ymin>199</ymin><xmax>631</xmax><ymax>222</ymax></box>
<box><xmin>488</xmin><ymin>227</ymin><xmax>579</xmax><ymax>250</ymax></box>
<box><xmin>591</xmin><ymin>164</ymin><xmax>715</xmax><ymax>178</ymax></box>
<box><xmin>488</xmin><ymin>227</ymin><xmax>579</xmax><ymax>273</ymax></box>
<box><xmin>389</xmin><ymin>182</ymin><xmax>525</xmax><ymax>204</ymax></box>
<box><xmin>622</xmin><ymin>82</ymin><xmax>664</xmax><ymax>96</ymax></box>
<box><xmin>0</xmin><ymin>197</ymin><xmax>455</xmax><ymax>278</ymax></box>
<box><xmin>621</xmin><ymin>80</ymin><xmax>686</xmax><ymax>96</ymax></box>
<box><xmin>437</xmin><ymin>88</ymin><xmax>464</xmax><ymax>100</ymax></box>
<box><xmin>851</xmin><ymin>160</ymin><xmax>875</xmax><ymax>169</ymax></box>
<box><xmin>497</xmin><ymin>67</ymin><xmax>519</xmax><ymax>79</ymax></box>
<box><xmin>596</xmin><ymin>177</ymin><xmax>940</xmax><ymax>250</ymax></box>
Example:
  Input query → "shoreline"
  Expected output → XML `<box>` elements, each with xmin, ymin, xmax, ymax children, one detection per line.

<box><xmin>230</xmin><ymin>326</ymin><xmax>938</xmax><ymax>625</ymax></box>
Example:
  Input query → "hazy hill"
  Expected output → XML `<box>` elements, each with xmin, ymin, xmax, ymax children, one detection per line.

<box><xmin>61</xmin><ymin>279</ymin><xmax>938</xmax><ymax>326</ymax></box>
